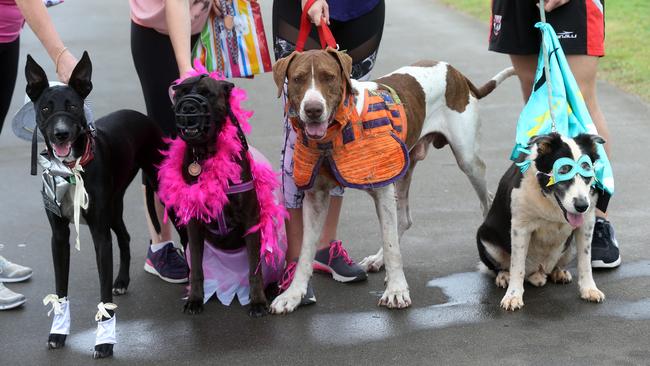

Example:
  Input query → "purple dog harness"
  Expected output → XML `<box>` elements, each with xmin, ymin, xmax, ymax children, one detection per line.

<box><xmin>208</xmin><ymin>180</ymin><xmax>256</xmax><ymax>238</ymax></box>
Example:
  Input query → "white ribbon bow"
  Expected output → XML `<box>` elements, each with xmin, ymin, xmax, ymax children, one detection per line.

<box><xmin>95</xmin><ymin>302</ymin><xmax>117</xmax><ymax>322</ymax></box>
<box><xmin>43</xmin><ymin>294</ymin><xmax>66</xmax><ymax>317</ymax></box>
<box><xmin>72</xmin><ymin>158</ymin><xmax>89</xmax><ymax>251</ymax></box>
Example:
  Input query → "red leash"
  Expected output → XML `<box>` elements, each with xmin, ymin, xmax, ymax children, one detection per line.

<box><xmin>295</xmin><ymin>0</ymin><xmax>337</xmax><ymax>51</ymax></box>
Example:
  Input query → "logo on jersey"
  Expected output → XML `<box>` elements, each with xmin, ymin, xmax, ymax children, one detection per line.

<box><xmin>557</xmin><ymin>31</ymin><xmax>578</xmax><ymax>39</ymax></box>
<box><xmin>492</xmin><ymin>15</ymin><xmax>502</xmax><ymax>36</ymax></box>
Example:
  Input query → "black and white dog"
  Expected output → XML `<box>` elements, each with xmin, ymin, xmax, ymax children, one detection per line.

<box><xmin>477</xmin><ymin>132</ymin><xmax>606</xmax><ymax>311</ymax></box>
<box><xmin>26</xmin><ymin>52</ymin><xmax>164</xmax><ymax>358</ymax></box>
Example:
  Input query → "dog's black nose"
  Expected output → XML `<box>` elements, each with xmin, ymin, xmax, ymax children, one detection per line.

<box><xmin>304</xmin><ymin>102</ymin><xmax>323</xmax><ymax>120</ymax></box>
<box><xmin>53</xmin><ymin>128</ymin><xmax>70</xmax><ymax>142</ymax></box>
<box><xmin>573</xmin><ymin>197</ymin><xmax>589</xmax><ymax>213</ymax></box>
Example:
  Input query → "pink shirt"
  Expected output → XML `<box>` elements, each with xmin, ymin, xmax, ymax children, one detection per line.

<box><xmin>0</xmin><ymin>0</ymin><xmax>24</xmax><ymax>43</ymax></box>
<box><xmin>129</xmin><ymin>0</ymin><xmax>211</xmax><ymax>35</ymax></box>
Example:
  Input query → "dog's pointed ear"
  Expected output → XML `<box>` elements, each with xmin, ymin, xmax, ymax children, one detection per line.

<box><xmin>272</xmin><ymin>52</ymin><xmax>298</xmax><ymax>98</ymax></box>
<box><xmin>221</xmin><ymin>80</ymin><xmax>235</xmax><ymax>97</ymax></box>
<box><xmin>588</xmin><ymin>134</ymin><xmax>606</xmax><ymax>145</ymax></box>
<box><xmin>326</xmin><ymin>47</ymin><xmax>353</xmax><ymax>97</ymax></box>
<box><xmin>68</xmin><ymin>51</ymin><xmax>93</xmax><ymax>99</ymax></box>
<box><xmin>25</xmin><ymin>55</ymin><xmax>49</xmax><ymax>102</ymax></box>
<box><xmin>529</xmin><ymin>133</ymin><xmax>554</xmax><ymax>156</ymax></box>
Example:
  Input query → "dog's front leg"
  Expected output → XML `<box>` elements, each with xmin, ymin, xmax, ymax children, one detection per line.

<box><xmin>501</xmin><ymin>222</ymin><xmax>530</xmax><ymax>311</ymax></box>
<box><xmin>576</xmin><ymin>216</ymin><xmax>605</xmax><ymax>302</ymax></box>
<box><xmin>244</xmin><ymin>229</ymin><xmax>268</xmax><ymax>318</ymax></box>
<box><xmin>46</xmin><ymin>211</ymin><xmax>71</xmax><ymax>350</ymax></box>
<box><xmin>184</xmin><ymin>220</ymin><xmax>205</xmax><ymax>315</ymax></box>
<box><xmin>87</xmin><ymin>218</ymin><xmax>117</xmax><ymax>359</ymax></box>
<box><xmin>370</xmin><ymin>184</ymin><xmax>411</xmax><ymax>309</ymax></box>
<box><xmin>270</xmin><ymin>186</ymin><xmax>330</xmax><ymax>314</ymax></box>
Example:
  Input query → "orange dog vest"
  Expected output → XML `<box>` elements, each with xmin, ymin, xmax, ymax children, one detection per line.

<box><xmin>291</xmin><ymin>86</ymin><xmax>409</xmax><ymax>190</ymax></box>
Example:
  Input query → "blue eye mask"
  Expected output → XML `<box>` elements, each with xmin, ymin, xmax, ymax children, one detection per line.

<box><xmin>540</xmin><ymin>155</ymin><xmax>596</xmax><ymax>187</ymax></box>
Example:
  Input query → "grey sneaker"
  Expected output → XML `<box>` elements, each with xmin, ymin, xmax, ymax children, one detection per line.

<box><xmin>0</xmin><ymin>283</ymin><xmax>26</xmax><ymax>310</ymax></box>
<box><xmin>313</xmin><ymin>240</ymin><xmax>367</xmax><ymax>283</ymax></box>
<box><xmin>0</xmin><ymin>256</ymin><xmax>33</xmax><ymax>282</ymax></box>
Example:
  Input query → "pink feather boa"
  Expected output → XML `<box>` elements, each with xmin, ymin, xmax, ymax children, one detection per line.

<box><xmin>157</xmin><ymin>61</ymin><xmax>287</xmax><ymax>267</ymax></box>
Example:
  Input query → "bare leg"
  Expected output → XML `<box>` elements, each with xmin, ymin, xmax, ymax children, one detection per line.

<box><xmin>141</xmin><ymin>185</ymin><xmax>173</xmax><ymax>244</ymax></box>
<box><xmin>284</xmin><ymin>195</ymin><xmax>343</xmax><ymax>262</ymax></box>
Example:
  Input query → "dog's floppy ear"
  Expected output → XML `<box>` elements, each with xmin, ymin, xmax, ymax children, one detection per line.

<box><xmin>68</xmin><ymin>51</ymin><xmax>93</xmax><ymax>99</ymax></box>
<box><xmin>272</xmin><ymin>52</ymin><xmax>298</xmax><ymax>98</ymax></box>
<box><xmin>25</xmin><ymin>55</ymin><xmax>49</xmax><ymax>102</ymax></box>
<box><xmin>326</xmin><ymin>47</ymin><xmax>353</xmax><ymax>96</ymax></box>
<box><xmin>529</xmin><ymin>134</ymin><xmax>554</xmax><ymax>156</ymax></box>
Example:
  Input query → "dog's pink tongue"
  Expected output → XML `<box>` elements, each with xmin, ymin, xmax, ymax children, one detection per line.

<box><xmin>53</xmin><ymin>142</ymin><xmax>71</xmax><ymax>157</ymax></box>
<box><xmin>567</xmin><ymin>212</ymin><xmax>584</xmax><ymax>228</ymax></box>
<box><xmin>305</xmin><ymin>123</ymin><xmax>327</xmax><ymax>139</ymax></box>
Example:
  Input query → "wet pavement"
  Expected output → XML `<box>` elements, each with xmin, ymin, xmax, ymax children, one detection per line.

<box><xmin>1</xmin><ymin>0</ymin><xmax>649</xmax><ymax>365</ymax></box>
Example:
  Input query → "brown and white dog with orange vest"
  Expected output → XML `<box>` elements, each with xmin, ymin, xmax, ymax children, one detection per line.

<box><xmin>270</xmin><ymin>48</ymin><xmax>514</xmax><ymax>313</ymax></box>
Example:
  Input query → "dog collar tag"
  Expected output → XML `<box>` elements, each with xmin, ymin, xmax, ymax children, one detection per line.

<box><xmin>188</xmin><ymin>161</ymin><xmax>202</xmax><ymax>177</ymax></box>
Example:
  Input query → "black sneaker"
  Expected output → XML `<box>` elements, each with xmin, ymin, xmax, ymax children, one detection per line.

<box><xmin>313</xmin><ymin>240</ymin><xmax>367</xmax><ymax>283</ymax></box>
<box><xmin>591</xmin><ymin>217</ymin><xmax>621</xmax><ymax>269</ymax></box>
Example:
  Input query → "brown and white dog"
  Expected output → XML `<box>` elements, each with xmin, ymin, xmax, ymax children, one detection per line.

<box><xmin>270</xmin><ymin>48</ymin><xmax>514</xmax><ymax>313</ymax></box>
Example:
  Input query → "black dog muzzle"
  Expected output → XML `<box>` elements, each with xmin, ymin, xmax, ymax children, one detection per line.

<box><xmin>174</xmin><ymin>93</ymin><xmax>212</xmax><ymax>139</ymax></box>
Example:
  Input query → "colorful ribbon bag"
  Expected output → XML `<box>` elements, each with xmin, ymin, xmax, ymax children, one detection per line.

<box><xmin>512</xmin><ymin>22</ymin><xmax>614</xmax><ymax>196</ymax></box>
<box><xmin>192</xmin><ymin>0</ymin><xmax>272</xmax><ymax>78</ymax></box>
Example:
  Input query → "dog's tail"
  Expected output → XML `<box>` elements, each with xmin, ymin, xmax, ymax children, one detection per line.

<box><xmin>467</xmin><ymin>66</ymin><xmax>516</xmax><ymax>99</ymax></box>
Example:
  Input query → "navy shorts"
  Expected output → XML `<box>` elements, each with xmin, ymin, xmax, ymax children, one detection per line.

<box><xmin>489</xmin><ymin>0</ymin><xmax>605</xmax><ymax>56</ymax></box>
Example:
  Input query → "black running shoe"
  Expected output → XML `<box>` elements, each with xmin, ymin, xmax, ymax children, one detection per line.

<box><xmin>591</xmin><ymin>217</ymin><xmax>621</xmax><ymax>269</ymax></box>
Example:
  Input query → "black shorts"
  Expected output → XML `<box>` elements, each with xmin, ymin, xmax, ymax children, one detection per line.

<box><xmin>272</xmin><ymin>0</ymin><xmax>385</xmax><ymax>79</ymax></box>
<box><xmin>489</xmin><ymin>0</ymin><xmax>605</xmax><ymax>56</ymax></box>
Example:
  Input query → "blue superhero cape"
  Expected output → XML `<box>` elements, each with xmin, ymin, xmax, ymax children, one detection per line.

<box><xmin>511</xmin><ymin>22</ymin><xmax>614</xmax><ymax>195</ymax></box>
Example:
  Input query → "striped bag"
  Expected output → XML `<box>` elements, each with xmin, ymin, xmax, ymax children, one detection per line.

<box><xmin>192</xmin><ymin>0</ymin><xmax>272</xmax><ymax>78</ymax></box>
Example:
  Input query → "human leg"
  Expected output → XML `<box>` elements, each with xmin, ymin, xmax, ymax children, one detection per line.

<box><xmin>0</xmin><ymin>37</ymin><xmax>20</xmax><ymax>134</ymax></box>
<box><xmin>131</xmin><ymin>21</ymin><xmax>189</xmax><ymax>282</ymax></box>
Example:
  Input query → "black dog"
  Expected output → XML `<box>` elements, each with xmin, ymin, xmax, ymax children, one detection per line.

<box><xmin>170</xmin><ymin>75</ymin><xmax>268</xmax><ymax>317</ymax></box>
<box><xmin>26</xmin><ymin>52</ymin><xmax>165</xmax><ymax>358</ymax></box>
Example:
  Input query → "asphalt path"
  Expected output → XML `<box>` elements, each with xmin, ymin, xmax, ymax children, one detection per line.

<box><xmin>1</xmin><ymin>0</ymin><xmax>649</xmax><ymax>365</ymax></box>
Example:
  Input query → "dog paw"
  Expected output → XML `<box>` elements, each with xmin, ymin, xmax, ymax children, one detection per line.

<box><xmin>550</xmin><ymin>269</ymin><xmax>572</xmax><ymax>284</ymax></box>
<box><xmin>93</xmin><ymin>343</ymin><xmax>114</xmax><ymax>359</ymax></box>
<box><xmin>112</xmin><ymin>278</ymin><xmax>129</xmax><ymax>296</ymax></box>
<box><xmin>378</xmin><ymin>287</ymin><xmax>411</xmax><ymax>309</ymax></box>
<box><xmin>360</xmin><ymin>254</ymin><xmax>384</xmax><ymax>273</ymax></box>
<box><xmin>248</xmin><ymin>302</ymin><xmax>269</xmax><ymax>318</ymax></box>
<box><xmin>500</xmin><ymin>294</ymin><xmax>524</xmax><ymax>311</ymax></box>
<box><xmin>527</xmin><ymin>271</ymin><xmax>547</xmax><ymax>287</ymax></box>
<box><xmin>183</xmin><ymin>299</ymin><xmax>204</xmax><ymax>315</ymax></box>
<box><xmin>270</xmin><ymin>289</ymin><xmax>302</xmax><ymax>315</ymax></box>
<box><xmin>580</xmin><ymin>287</ymin><xmax>605</xmax><ymax>303</ymax></box>
<box><xmin>495</xmin><ymin>271</ymin><xmax>510</xmax><ymax>288</ymax></box>
<box><xmin>47</xmin><ymin>334</ymin><xmax>66</xmax><ymax>349</ymax></box>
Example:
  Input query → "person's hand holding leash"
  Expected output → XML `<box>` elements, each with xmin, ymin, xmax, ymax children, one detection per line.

<box><xmin>301</xmin><ymin>0</ymin><xmax>329</xmax><ymax>26</ymax></box>
<box><xmin>540</xmin><ymin>0</ymin><xmax>570</xmax><ymax>12</ymax></box>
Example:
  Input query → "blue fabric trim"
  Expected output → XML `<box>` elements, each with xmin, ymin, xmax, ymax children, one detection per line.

<box><xmin>362</xmin><ymin>117</ymin><xmax>391</xmax><ymax>129</ymax></box>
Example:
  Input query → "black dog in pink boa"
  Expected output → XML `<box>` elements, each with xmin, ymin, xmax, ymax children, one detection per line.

<box><xmin>158</xmin><ymin>62</ymin><xmax>286</xmax><ymax>317</ymax></box>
